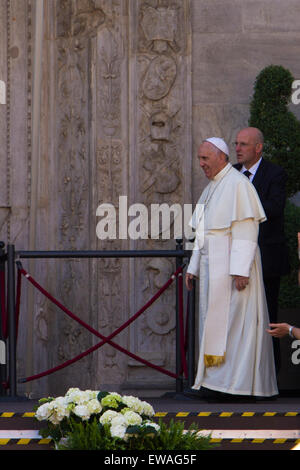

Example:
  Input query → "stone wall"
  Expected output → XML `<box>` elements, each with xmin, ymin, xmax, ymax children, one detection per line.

<box><xmin>191</xmin><ymin>0</ymin><xmax>300</xmax><ymax>198</ymax></box>
<box><xmin>0</xmin><ymin>0</ymin><xmax>299</xmax><ymax>397</ymax></box>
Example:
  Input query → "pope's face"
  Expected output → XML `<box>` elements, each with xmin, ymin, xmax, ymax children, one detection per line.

<box><xmin>198</xmin><ymin>142</ymin><xmax>227</xmax><ymax>179</ymax></box>
<box><xmin>235</xmin><ymin>130</ymin><xmax>262</xmax><ymax>169</ymax></box>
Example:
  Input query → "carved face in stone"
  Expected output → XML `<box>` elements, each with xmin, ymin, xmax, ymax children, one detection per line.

<box><xmin>150</xmin><ymin>111</ymin><xmax>171</xmax><ymax>141</ymax></box>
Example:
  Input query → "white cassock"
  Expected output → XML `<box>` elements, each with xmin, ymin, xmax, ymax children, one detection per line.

<box><xmin>187</xmin><ymin>163</ymin><xmax>278</xmax><ymax>397</ymax></box>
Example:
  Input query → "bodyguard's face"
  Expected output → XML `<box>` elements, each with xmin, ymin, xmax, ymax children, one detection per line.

<box><xmin>198</xmin><ymin>143</ymin><xmax>227</xmax><ymax>180</ymax></box>
<box><xmin>235</xmin><ymin>130</ymin><xmax>262</xmax><ymax>169</ymax></box>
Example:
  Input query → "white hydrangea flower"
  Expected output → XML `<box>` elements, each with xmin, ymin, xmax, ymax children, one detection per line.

<box><xmin>66</xmin><ymin>389</ymin><xmax>87</xmax><ymax>405</ymax></box>
<box><xmin>73</xmin><ymin>404</ymin><xmax>90</xmax><ymax>421</ymax></box>
<box><xmin>53</xmin><ymin>396</ymin><xmax>70</xmax><ymax>419</ymax></box>
<box><xmin>35</xmin><ymin>402</ymin><xmax>53</xmax><ymax>421</ymax></box>
<box><xmin>121</xmin><ymin>396</ymin><xmax>144</xmax><ymax>414</ymax></box>
<box><xmin>121</xmin><ymin>396</ymin><xmax>154</xmax><ymax>417</ymax></box>
<box><xmin>108</xmin><ymin>392</ymin><xmax>122</xmax><ymax>400</ymax></box>
<box><xmin>66</xmin><ymin>387</ymin><xmax>80</xmax><ymax>395</ymax></box>
<box><xmin>141</xmin><ymin>401</ymin><xmax>155</xmax><ymax>417</ymax></box>
<box><xmin>99</xmin><ymin>409</ymin><xmax>119</xmax><ymax>425</ymax></box>
<box><xmin>48</xmin><ymin>413</ymin><xmax>62</xmax><ymax>425</ymax></box>
<box><xmin>110</xmin><ymin>424</ymin><xmax>126</xmax><ymax>440</ymax></box>
<box><xmin>123</xmin><ymin>410</ymin><xmax>142</xmax><ymax>426</ymax></box>
<box><xmin>111</xmin><ymin>414</ymin><xmax>126</xmax><ymax>427</ymax></box>
<box><xmin>84</xmin><ymin>390</ymin><xmax>99</xmax><ymax>400</ymax></box>
<box><xmin>35</xmin><ymin>388</ymin><xmax>158</xmax><ymax>445</ymax></box>
<box><xmin>67</xmin><ymin>388</ymin><xmax>97</xmax><ymax>406</ymax></box>
<box><xmin>86</xmin><ymin>398</ymin><xmax>102</xmax><ymax>415</ymax></box>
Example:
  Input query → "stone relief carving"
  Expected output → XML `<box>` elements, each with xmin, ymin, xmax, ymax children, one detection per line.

<box><xmin>142</xmin><ymin>56</ymin><xmax>177</xmax><ymax>101</ymax></box>
<box><xmin>53</xmin><ymin>0</ymin><xmax>106</xmax><ymax>390</ymax></box>
<box><xmin>52</xmin><ymin>0</ymin><xmax>129</xmax><ymax>389</ymax></box>
<box><xmin>143</xmin><ymin>258</ymin><xmax>176</xmax><ymax>337</ymax></box>
<box><xmin>140</xmin><ymin>2</ymin><xmax>181</xmax><ymax>53</ymax></box>
<box><xmin>4</xmin><ymin>0</ymin><xmax>190</xmax><ymax>395</ymax></box>
<box><xmin>92</xmin><ymin>8</ymin><xmax>128</xmax><ymax>384</ymax></box>
<box><xmin>96</xmin><ymin>26</ymin><xmax>124</xmax><ymax>139</ymax></box>
<box><xmin>127</xmin><ymin>0</ymin><xmax>190</xmax><ymax>385</ymax></box>
<box><xmin>97</xmin><ymin>141</ymin><xmax>123</xmax><ymax>206</ymax></box>
<box><xmin>56</xmin><ymin>0</ymin><xmax>106</xmax><ymax>39</ymax></box>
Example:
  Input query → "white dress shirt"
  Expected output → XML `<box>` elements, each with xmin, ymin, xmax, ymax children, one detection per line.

<box><xmin>241</xmin><ymin>157</ymin><xmax>262</xmax><ymax>182</ymax></box>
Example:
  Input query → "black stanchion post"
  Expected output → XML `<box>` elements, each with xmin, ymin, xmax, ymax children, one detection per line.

<box><xmin>7</xmin><ymin>244</ymin><xmax>17</xmax><ymax>398</ymax></box>
<box><xmin>175</xmin><ymin>239</ymin><xmax>184</xmax><ymax>394</ymax></box>
<box><xmin>187</xmin><ymin>280</ymin><xmax>195</xmax><ymax>388</ymax></box>
<box><xmin>186</xmin><ymin>238</ymin><xmax>196</xmax><ymax>388</ymax></box>
<box><xmin>0</xmin><ymin>242</ymin><xmax>6</xmax><ymax>396</ymax></box>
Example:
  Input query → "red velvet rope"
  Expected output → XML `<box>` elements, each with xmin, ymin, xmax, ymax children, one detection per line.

<box><xmin>17</xmin><ymin>264</ymin><xmax>186</xmax><ymax>383</ymax></box>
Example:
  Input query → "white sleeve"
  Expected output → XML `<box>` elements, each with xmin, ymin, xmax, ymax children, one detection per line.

<box><xmin>229</xmin><ymin>218</ymin><xmax>258</xmax><ymax>277</ymax></box>
<box><xmin>186</xmin><ymin>235</ymin><xmax>201</xmax><ymax>277</ymax></box>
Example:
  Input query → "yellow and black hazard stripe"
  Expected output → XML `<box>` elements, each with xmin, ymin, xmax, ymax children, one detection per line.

<box><xmin>0</xmin><ymin>411</ymin><xmax>299</xmax><ymax>418</ymax></box>
<box><xmin>0</xmin><ymin>437</ymin><xmax>52</xmax><ymax>446</ymax></box>
<box><xmin>0</xmin><ymin>436</ymin><xmax>298</xmax><ymax>446</ymax></box>
<box><xmin>0</xmin><ymin>411</ymin><xmax>298</xmax><ymax>447</ymax></box>
<box><xmin>208</xmin><ymin>438</ymin><xmax>300</xmax><ymax>448</ymax></box>
<box><xmin>154</xmin><ymin>411</ymin><xmax>300</xmax><ymax>417</ymax></box>
<box><xmin>0</xmin><ymin>412</ymin><xmax>36</xmax><ymax>418</ymax></box>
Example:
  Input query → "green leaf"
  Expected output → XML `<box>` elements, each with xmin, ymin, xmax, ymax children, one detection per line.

<box><xmin>126</xmin><ymin>425</ymin><xmax>141</xmax><ymax>435</ymax></box>
<box><xmin>142</xmin><ymin>425</ymin><xmax>158</xmax><ymax>435</ymax></box>
<box><xmin>97</xmin><ymin>391</ymin><xmax>109</xmax><ymax>401</ymax></box>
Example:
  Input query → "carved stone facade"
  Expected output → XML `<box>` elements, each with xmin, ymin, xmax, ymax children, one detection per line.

<box><xmin>0</xmin><ymin>0</ymin><xmax>192</xmax><ymax>397</ymax></box>
<box><xmin>1</xmin><ymin>0</ymin><xmax>300</xmax><ymax>397</ymax></box>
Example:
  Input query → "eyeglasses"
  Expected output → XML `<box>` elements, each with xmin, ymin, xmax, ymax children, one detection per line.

<box><xmin>234</xmin><ymin>142</ymin><xmax>259</xmax><ymax>147</ymax></box>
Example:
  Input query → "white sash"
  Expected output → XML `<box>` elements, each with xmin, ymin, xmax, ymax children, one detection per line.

<box><xmin>203</xmin><ymin>235</ymin><xmax>232</xmax><ymax>367</ymax></box>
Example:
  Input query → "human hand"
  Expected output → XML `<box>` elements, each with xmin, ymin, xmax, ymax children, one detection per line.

<box><xmin>234</xmin><ymin>275</ymin><xmax>249</xmax><ymax>291</ymax></box>
<box><xmin>267</xmin><ymin>323</ymin><xmax>290</xmax><ymax>338</ymax></box>
<box><xmin>185</xmin><ymin>273</ymin><xmax>195</xmax><ymax>291</ymax></box>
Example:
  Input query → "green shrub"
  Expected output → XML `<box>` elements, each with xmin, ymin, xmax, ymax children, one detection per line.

<box><xmin>249</xmin><ymin>64</ymin><xmax>300</xmax><ymax>198</ymax></box>
<box><xmin>249</xmin><ymin>64</ymin><xmax>300</xmax><ymax>308</ymax></box>
<box><xmin>57</xmin><ymin>418</ymin><xmax>215</xmax><ymax>451</ymax></box>
<box><xmin>278</xmin><ymin>200</ymin><xmax>300</xmax><ymax>309</ymax></box>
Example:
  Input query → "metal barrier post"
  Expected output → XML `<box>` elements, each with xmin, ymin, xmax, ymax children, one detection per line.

<box><xmin>185</xmin><ymin>237</ymin><xmax>195</xmax><ymax>388</ymax></box>
<box><xmin>0</xmin><ymin>242</ymin><xmax>6</xmax><ymax>395</ymax></box>
<box><xmin>187</xmin><ymin>278</ymin><xmax>195</xmax><ymax>388</ymax></box>
<box><xmin>7</xmin><ymin>244</ymin><xmax>17</xmax><ymax>397</ymax></box>
<box><xmin>175</xmin><ymin>239</ymin><xmax>184</xmax><ymax>393</ymax></box>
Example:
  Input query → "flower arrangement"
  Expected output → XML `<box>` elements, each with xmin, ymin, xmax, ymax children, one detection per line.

<box><xmin>35</xmin><ymin>388</ymin><xmax>214</xmax><ymax>450</ymax></box>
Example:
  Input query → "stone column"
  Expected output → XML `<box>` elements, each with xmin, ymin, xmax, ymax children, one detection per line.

<box><xmin>124</xmin><ymin>0</ymin><xmax>192</xmax><ymax>395</ymax></box>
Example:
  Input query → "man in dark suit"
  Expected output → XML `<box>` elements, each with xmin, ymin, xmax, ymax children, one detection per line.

<box><xmin>234</xmin><ymin>127</ymin><xmax>289</xmax><ymax>374</ymax></box>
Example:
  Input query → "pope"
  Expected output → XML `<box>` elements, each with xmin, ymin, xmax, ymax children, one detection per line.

<box><xmin>185</xmin><ymin>137</ymin><xmax>278</xmax><ymax>399</ymax></box>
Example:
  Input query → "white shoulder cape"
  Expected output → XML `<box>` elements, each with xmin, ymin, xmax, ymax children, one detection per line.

<box><xmin>190</xmin><ymin>164</ymin><xmax>266</xmax><ymax>231</ymax></box>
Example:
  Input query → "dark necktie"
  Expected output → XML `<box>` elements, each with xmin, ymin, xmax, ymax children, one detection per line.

<box><xmin>243</xmin><ymin>170</ymin><xmax>251</xmax><ymax>179</ymax></box>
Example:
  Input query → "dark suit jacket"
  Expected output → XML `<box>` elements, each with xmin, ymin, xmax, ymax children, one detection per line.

<box><xmin>234</xmin><ymin>158</ymin><xmax>289</xmax><ymax>278</ymax></box>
